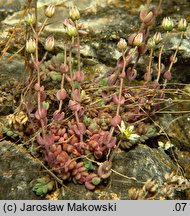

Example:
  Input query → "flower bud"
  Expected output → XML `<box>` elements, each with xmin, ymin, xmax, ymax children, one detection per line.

<box><xmin>162</xmin><ymin>17</ymin><xmax>174</xmax><ymax>31</ymax></box>
<box><xmin>65</xmin><ymin>24</ymin><xmax>78</xmax><ymax>37</ymax></box>
<box><xmin>69</xmin><ymin>5</ymin><xmax>80</xmax><ymax>21</ymax></box>
<box><xmin>153</xmin><ymin>32</ymin><xmax>162</xmax><ymax>44</ymax></box>
<box><xmin>117</xmin><ymin>38</ymin><xmax>127</xmax><ymax>51</ymax></box>
<box><xmin>138</xmin><ymin>44</ymin><xmax>147</xmax><ymax>55</ymax></box>
<box><xmin>147</xmin><ymin>38</ymin><xmax>156</xmax><ymax>50</ymax></box>
<box><xmin>26</xmin><ymin>38</ymin><xmax>36</xmax><ymax>53</ymax></box>
<box><xmin>25</xmin><ymin>13</ymin><xmax>35</xmax><ymax>25</ymax></box>
<box><xmin>133</xmin><ymin>33</ymin><xmax>143</xmax><ymax>46</ymax></box>
<box><xmin>45</xmin><ymin>36</ymin><xmax>54</xmax><ymax>51</ymax></box>
<box><xmin>140</xmin><ymin>9</ymin><xmax>154</xmax><ymax>25</ymax></box>
<box><xmin>178</xmin><ymin>18</ymin><xmax>188</xmax><ymax>32</ymax></box>
<box><xmin>128</xmin><ymin>33</ymin><xmax>136</xmax><ymax>46</ymax></box>
<box><xmin>45</xmin><ymin>5</ymin><xmax>55</xmax><ymax>18</ymax></box>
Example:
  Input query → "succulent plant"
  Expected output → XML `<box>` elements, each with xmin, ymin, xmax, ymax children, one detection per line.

<box><xmin>32</xmin><ymin>176</ymin><xmax>55</xmax><ymax>197</ymax></box>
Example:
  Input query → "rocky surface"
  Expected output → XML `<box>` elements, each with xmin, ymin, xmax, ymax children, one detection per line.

<box><xmin>52</xmin><ymin>144</ymin><xmax>178</xmax><ymax>200</ymax></box>
<box><xmin>0</xmin><ymin>0</ymin><xmax>190</xmax><ymax>200</ymax></box>
<box><xmin>0</xmin><ymin>141</ymin><xmax>43</xmax><ymax>199</ymax></box>
<box><xmin>1</xmin><ymin>0</ymin><xmax>190</xmax><ymax>72</ymax></box>
<box><xmin>0</xmin><ymin>53</ymin><xmax>25</xmax><ymax>84</ymax></box>
<box><xmin>0</xmin><ymin>141</ymin><xmax>179</xmax><ymax>200</ymax></box>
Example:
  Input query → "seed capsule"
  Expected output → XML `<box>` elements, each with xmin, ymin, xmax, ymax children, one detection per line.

<box><xmin>26</xmin><ymin>38</ymin><xmax>36</xmax><ymax>53</ymax></box>
<box><xmin>133</xmin><ymin>33</ymin><xmax>143</xmax><ymax>47</ymax></box>
<box><xmin>65</xmin><ymin>25</ymin><xmax>78</xmax><ymax>37</ymax></box>
<box><xmin>69</xmin><ymin>5</ymin><xmax>80</xmax><ymax>21</ymax></box>
<box><xmin>153</xmin><ymin>32</ymin><xmax>162</xmax><ymax>44</ymax></box>
<box><xmin>45</xmin><ymin>36</ymin><xmax>54</xmax><ymax>51</ymax></box>
<box><xmin>117</xmin><ymin>38</ymin><xmax>127</xmax><ymax>51</ymax></box>
<box><xmin>25</xmin><ymin>13</ymin><xmax>35</xmax><ymax>25</ymax></box>
<box><xmin>162</xmin><ymin>17</ymin><xmax>174</xmax><ymax>31</ymax></box>
<box><xmin>178</xmin><ymin>18</ymin><xmax>188</xmax><ymax>32</ymax></box>
<box><xmin>45</xmin><ymin>5</ymin><xmax>55</xmax><ymax>18</ymax></box>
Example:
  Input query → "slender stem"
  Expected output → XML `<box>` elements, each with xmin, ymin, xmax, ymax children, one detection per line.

<box><xmin>116</xmin><ymin>50</ymin><xmax>126</xmax><ymax>116</ymax></box>
<box><xmin>75</xmin><ymin>20</ymin><xmax>82</xmax><ymax>102</ymax></box>
<box><xmin>156</xmin><ymin>45</ymin><xmax>164</xmax><ymax>83</ymax></box>
<box><xmin>163</xmin><ymin>32</ymin><xmax>184</xmax><ymax>89</ymax></box>
<box><xmin>57</xmin><ymin>44</ymin><xmax>67</xmax><ymax>112</ymax></box>
<box><xmin>146</xmin><ymin>49</ymin><xmax>153</xmax><ymax>81</ymax></box>
<box><xmin>75</xmin><ymin>21</ymin><xmax>81</xmax><ymax>72</ymax></box>
<box><xmin>157</xmin><ymin>0</ymin><xmax>163</xmax><ymax>13</ymax></box>
<box><xmin>34</xmin><ymin>0</ymin><xmax>38</xmax><ymax>32</ymax></box>
<box><xmin>38</xmin><ymin>18</ymin><xmax>48</xmax><ymax>37</ymax></box>
<box><xmin>69</xmin><ymin>36</ymin><xmax>82</xmax><ymax>140</ymax></box>
<box><xmin>108</xmin><ymin>50</ymin><xmax>127</xmax><ymax>142</ymax></box>
<box><xmin>69</xmin><ymin>40</ymin><xmax>75</xmax><ymax>93</ymax></box>
<box><xmin>168</xmin><ymin>32</ymin><xmax>184</xmax><ymax>72</ymax></box>
<box><xmin>31</xmin><ymin>6</ymin><xmax>47</xmax><ymax>141</ymax></box>
<box><xmin>156</xmin><ymin>31</ymin><xmax>169</xmax><ymax>82</ymax></box>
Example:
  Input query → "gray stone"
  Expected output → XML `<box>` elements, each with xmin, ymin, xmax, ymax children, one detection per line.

<box><xmin>0</xmin><ymin>53</ymin><xmax>25</xmax><ymax>84</ymax></box>
<box><xmin>61</xmin><ymin>144</ymin><xmax>177</xmax><ymax>200</ymax></box>
<box><xmin>0</xmin><ymin>141</ymin><xmax>43</xmax><ymax>199</ymax></box>
<box><xmin>109</xmin><ymin>144</ymin><xmax>177</xmax><ymax>199</ymax></box>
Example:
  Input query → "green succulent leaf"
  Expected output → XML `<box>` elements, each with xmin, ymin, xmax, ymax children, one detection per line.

<box><xmin>100</xmin><ymin>78</ymin><xmax>108</xmax><ymax>86</ymax></box>
<box><xmin>49</xmin><ymin>71</ymin><xmax>62</xmax><ymax>81</ymax></box>
<box><xmin>42</xmin><ymin>101</ymin><xmax>50</xmax><ymax>110</ymax></box>
<box><xmin>33</xmin><ymin>177</ymin><xmax>55</xmax><ymax>197</ymax></box>
<box><xmin>84</xmin><ymin>161</ymin><xmax>96</xmax><ymax>171</ymax></box>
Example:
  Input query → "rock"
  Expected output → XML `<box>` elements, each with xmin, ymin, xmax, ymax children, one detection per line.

<box><xmin>109</xmin><ymin>144</ymin><xmax>177</xmax><ymax>199</ymax></box>
<box><xmin>0</xmin><ymin>53</ymin><xmax>25</xmax><ymax>84</ymax></box>
<box><xmin>60</xmin><ymin>144</ymin><xmax>178</xmax><ymax>200</ymax></box>
<box><xmin>0</xmin><ymin>0</ymin><xmax>24</xmax><ymax>11</ymax></box>
<box><xmin>174</xmin><ymin>149</ymin><xmax>190</xmax><ymax>179</ymax></box>
<box><xmin>0</xmin><ymin>141</ymin><xmax>43</xmax><ymax>199</ymax></box>
<box><xmin>157</xmin><ymin>108</ymin><xmax>190</xmax><ymax>151</ymax></box>
<box><xmin>2</xmin><ymin>0</ymin><xmax>190</xmax><ymax>68</ymax></box>
<box><xmin>113</xmin><ymin>144</ymin><xmax>177</xmax><ymax>182</ymax></box>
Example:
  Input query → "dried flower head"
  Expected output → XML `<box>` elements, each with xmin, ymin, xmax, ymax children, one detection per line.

<box><xmin>117</xmin><ymin>38</ymin><xmax>127</xmax><ymax>51</ymax></box>
<box><xmin>26</xmin><ymin>38</ymin><xmax>36</xmax><ymax>53</ymax></box>
<box><xmin>133</xmin><ymin>33</ymin><xmax>143</xmax><ymax>47</ymax></box>
<box><xmin>178</xmin><ymin>18</ymin><xmax>188</xmax><ymax>32</ymax></box>
<box><xmin>65</xmin><ymin>25</ymin><xmax>78</xmax><ymax>37</ymax></box>
<box><xmin>147</xmin><ymin>38</ymin><xmax>156</xmax><ymax>50</ymax></box>
<box><xmin>25</xmin><ymin>13</ymin><xmax>35</xmax><ymax>25</ymax></box>
<box><xmin>69</xmin><ymin>5</ymin><xmax>80</xmax><ymax>21</ymax></box>
<box><xmin>45</xmin><ymin>36</ymin><xmax>54</xmax><ymax>51</ymax></box>
<box><xmin>45</xmin><ymin>5</ymin><xmax>55</xmax><ymax>18</ymax></box>
<box><xmin>162</xmin><ymin>17</ymin><xmax>174</xmax><ymax>31</ymax></box>
<box><xmin>153</xmin><ymin>32</ymin><xmax>162</xmax><ymax>44</ymax></box>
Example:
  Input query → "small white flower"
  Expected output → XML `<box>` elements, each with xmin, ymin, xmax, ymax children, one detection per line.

<box><xmin>118</xmin><ymin>120</ymin><xmax>140</xmax><ymax>142</ymax></box>
<box><xmin>128</xmin><ymin>133</ymin><xmax>141</xmax><ymax>142</ymax></box>
<box><xmin>158</xmin><ymin>141</ymin><xmax>174</xmax><ymax>150</ymax></box>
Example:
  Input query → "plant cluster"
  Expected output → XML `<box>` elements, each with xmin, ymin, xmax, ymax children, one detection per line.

<box><xmin>128</xmin><ymin>172</ymin><xmax>190</xmax><ymax>200</ymax></box>
<box><xmin>1</xmin><ymin>0</ymin><xmax>189</xmax><ymax>196</ymax></box>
